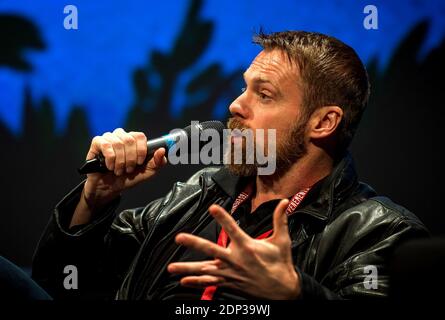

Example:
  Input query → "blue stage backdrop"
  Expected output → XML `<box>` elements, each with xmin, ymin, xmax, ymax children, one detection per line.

<box><xmin>0</xmin><ymin>0</ymin><xmax>444</xmax><ymax>267</ymax></box>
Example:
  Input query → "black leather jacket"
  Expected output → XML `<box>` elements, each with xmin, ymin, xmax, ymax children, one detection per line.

<box><xmin>32</xmin><ymin>154</ymin><xmax>428</xmax><ymax>299</ymax></box>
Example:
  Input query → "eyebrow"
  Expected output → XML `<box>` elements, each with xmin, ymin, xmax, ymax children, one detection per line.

<box><xmin>243</xmin><ymin>72</ymin><xmax>279</xmax><ymax>91</ymax></box>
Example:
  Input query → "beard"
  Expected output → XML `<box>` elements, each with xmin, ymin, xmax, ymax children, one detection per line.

<box><xmin>225</xmin><ymin>116</ymin><xmax>308</xmax><ymax>177</ymax></box>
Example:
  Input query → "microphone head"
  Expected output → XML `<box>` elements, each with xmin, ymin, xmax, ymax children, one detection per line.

<box><xmin>183</xmin><ymin>121</ymin><xmax>225</xmax><ymax>137</ymax></box>
<box><xmin>200</xmin><ymin>120</ymin><xmax>225</xmax><ymax>133</ymax></box>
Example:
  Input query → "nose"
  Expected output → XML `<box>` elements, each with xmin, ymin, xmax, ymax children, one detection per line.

<box><xmin>229</xmin><ymin>92</ymin><xmax>249</xmax><ymax>120</ymax></box>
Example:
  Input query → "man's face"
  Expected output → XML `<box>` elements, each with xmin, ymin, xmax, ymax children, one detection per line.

<box><xmin>227</xmin><ymin>49</ymin><xmax>309</xmax><ymax>176</ymax></box>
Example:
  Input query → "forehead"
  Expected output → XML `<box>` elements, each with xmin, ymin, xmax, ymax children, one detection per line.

<box><xmin>244</xmin><ymin>49</ymin><xmax>298</xmax><ymax>84</ymax></box>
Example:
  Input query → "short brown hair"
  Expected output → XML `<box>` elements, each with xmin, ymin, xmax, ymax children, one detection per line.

<box><xmin>253</xmin><ymin>31</ymin><xmax>370</xmax><ymax>151</ymax></box>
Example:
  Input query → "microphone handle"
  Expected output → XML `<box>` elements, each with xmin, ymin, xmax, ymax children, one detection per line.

<box><xmin>77</xmin><ymin>154</ymin><xmax>108</xmax><ymax>174</ymax></box>
<box><xmin>77</xmin><ymin>132</ymin><xmax>183</xmax><ymax>174</ymax></box>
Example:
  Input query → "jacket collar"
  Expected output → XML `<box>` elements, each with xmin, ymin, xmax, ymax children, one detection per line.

<box><xmin>211</xmin><ymin>152</ymin><xmax>359</xmax><ymax>222</ymax></box>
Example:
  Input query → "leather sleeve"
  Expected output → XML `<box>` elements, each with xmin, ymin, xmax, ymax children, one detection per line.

<box><xmin>31</xmin><ymin>180</ymin><xmax>164</xmax><ymax>300</ymax></box>
<box><xmin>31</xmin><ymin>168</ymin><xmax>210</xmax><ymax>300</ymax></box>
<box><xmin>296</xmin><ymin>202</ymin><xmax>429</xmax><ymax>299</ymax></box>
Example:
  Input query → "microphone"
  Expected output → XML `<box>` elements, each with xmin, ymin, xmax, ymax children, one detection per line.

<box><xmin>78</xmin><ymin>120</ymin><xmax>225</xmax><ymax>174</ymax></box>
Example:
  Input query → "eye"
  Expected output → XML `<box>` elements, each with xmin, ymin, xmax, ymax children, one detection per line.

<box><xmin>259</xmin><ymin>92</ymin><xmax>271</xmax><ymax>100</ymax></box>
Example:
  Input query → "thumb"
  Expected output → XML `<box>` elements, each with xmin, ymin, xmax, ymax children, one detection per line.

<box><xmin>121</xmin><ymin>148</ymin><xmax>167</xmax><ymax>188</ymax></box>
<box><xmin>271</xmin><ymin>199</ymin><xmax>291</xmax><ymax>243</ymax></box>
<box><xmin>146</xmin><ymin>147</ymin><xmax>167</xmax><ymax>172</ymax></box>
<box><xmin>132</xmin><ymin>148</ymin><xmax>167</xmax><ymax>180</ymax></box>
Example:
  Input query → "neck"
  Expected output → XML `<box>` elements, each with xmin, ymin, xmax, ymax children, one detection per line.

<box><xmin>252</xmin><ymin>149</ymin><xmax>334</xmax><ymax>211</ymax></box>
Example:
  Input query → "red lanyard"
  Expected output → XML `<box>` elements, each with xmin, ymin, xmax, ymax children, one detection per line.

<box><xmin>200</xmin><ymin>184</ymin><xmax>310</xmax><ymax>300</ymax></box>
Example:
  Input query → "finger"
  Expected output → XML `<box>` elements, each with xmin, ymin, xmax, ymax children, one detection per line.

<box><xmin>113</xmin><ymin>128</ymin><xmax>137</xmax><ymax>174</ymax></box>
<box><xmin>141</xmin><ymin>148</ymin><xmax>167</xmax><ymax>176</ymax></box>
<box><xmin>180</xmin><ymin>275</ymin><xmax>225</xmax><ymax>288</ymax></box>
<box><xmin>149</xmin><ymin>147</ymin><xmax>167</xmax><ymax>170</ymax></box>
<box><xmin>175</xmin><ymin>233</ymin><xmax>230</xmax><ymax>262</ymax></box>
<box><xmin>208</xmin><ymin>204</ymin><xmax>250</xmax><ymax>245</ymax></box>
<box><xmin>88</xmin><ymin>135</ymin><xmax>116</xmax><ymax>171</ymax></box>
<box><xmin>103</xmin><ymin>132</ymin><xmax>125</xmax><ymax>175</ymax></box>
<box><xmin>167</xmin><ymin>260</ymin><xmax>220</xmax><ymax>275</ymax></box>
<box><xmin>271</xmin><ymin>199</ymin><xmax>291</xmax><ymax>243</ymax></box>
<box><xmin>129</xmin><ymin>131</ymin><xmax>147</xmax><ymax>165</ymax></box>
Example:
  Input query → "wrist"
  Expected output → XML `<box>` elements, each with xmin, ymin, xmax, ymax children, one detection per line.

<box><xmin>287</xmin><ymin>267</ymin><xmax>302</xmax><ymax>299</ymax></box>
<box><xmin>70</xmin><ymin>191</ymin><xmax>93</xmax><ymax>228</ymax></box>
<box><xmin>83</xmin><ymin>179</ymin><xmax>121</xmax><ymax>210</ymax></box>
<box><xmin>70</xmin><ymin>188</ymin><xmax>107</xmax><ymax>228</ymax></box>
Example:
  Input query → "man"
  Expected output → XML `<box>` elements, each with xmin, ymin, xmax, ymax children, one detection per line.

<box><xmin>32</xmin><ymin>31</ymin><xmax>428</xmax><ymax>300</ymax></box>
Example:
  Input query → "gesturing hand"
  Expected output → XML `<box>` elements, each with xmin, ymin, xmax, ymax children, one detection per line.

<box><xmin>167</xmin><ymin>199</ymin><xmax>302</xmax><ymax>300</ymax></box>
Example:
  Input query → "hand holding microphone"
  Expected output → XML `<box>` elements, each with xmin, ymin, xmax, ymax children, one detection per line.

<box><xmin>78</xmin><ymin>120</ymin><xmax>225</xmax><ymax>174</ymax></box>
<box><xmin>71</xmin><ymin>128</ymin><xmax>167</xmax><ymax>228</ymax></box>
<box><xmin>70</xmin><ymin>121</ymin><xmax>224</xmax><ymax>227</ymax></box>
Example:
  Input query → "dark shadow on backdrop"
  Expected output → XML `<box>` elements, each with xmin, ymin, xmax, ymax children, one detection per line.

<box><xmin>0</xmin><ymin>2</ymin><xmax>443</xmax><ymax>267</ymax></box>
<box><xmin>0</xmin><ymin>14</ymin><xmax>45</xmax><ymax>70</ymax></box>
<box><xmin>351</xmin><ymin>21</ymin><xmax>444</xmax><ymax>237</ymax></box>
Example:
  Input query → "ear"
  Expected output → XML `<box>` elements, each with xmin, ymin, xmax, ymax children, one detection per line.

<box><xmin>308</xmin><ymin>106</ymin><xmax>343</xmax><ymax>140</ymax></box>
